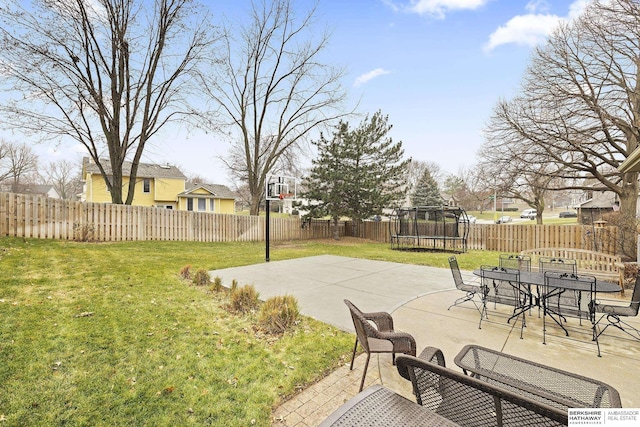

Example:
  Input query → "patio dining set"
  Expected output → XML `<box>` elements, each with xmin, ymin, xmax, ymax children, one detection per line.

<box><xmin>319</xmin><ymin>253</ymin><xmax>640</xmax><ymax>426</ymax></box>
<box><xmin>448</xmin><ymin>253</ymin><xmax>640</xmax><ymax>356</ymax></box>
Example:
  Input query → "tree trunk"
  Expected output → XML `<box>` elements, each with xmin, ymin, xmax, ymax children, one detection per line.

<box><xmin>250</xmin><ymin>197</ymin><xmax>261</xmax><ymax>216</ymax></box>
<box><xmin>618</xmin><ymin>173</ymin><xmax>639</xmax><ymax>259</ymax></box>
<box><xmin>332</xmin><ymin>217</ymin><xmax>340</xmax><ymax>240</ymax></box>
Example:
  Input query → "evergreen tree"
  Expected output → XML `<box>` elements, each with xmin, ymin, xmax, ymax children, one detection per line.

<box><xmin>411</xmin><ymin>169</ymin><xmax>442</xmax><ymax>206</ymax></box>
<box><xmin>302</xmin><ymin>111</ymin><xmax>409</xmax><ymax>239</ymax></box>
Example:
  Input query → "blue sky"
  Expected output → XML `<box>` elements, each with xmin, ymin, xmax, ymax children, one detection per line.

<box><xmin>35</xmin><ymin>0</ymin><xmax>592</xmax><ymax>184</ymax></box>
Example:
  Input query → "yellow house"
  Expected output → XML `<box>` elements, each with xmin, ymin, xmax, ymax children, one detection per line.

<box><xmin>177</xmin><ymin>183</ymin><xmax>236</xmax><ymax>214</ymax></box>
<box><xmin>81</xmin><ymin>158</ymin><xmax>236</xmax><ymax>213</ymax></box>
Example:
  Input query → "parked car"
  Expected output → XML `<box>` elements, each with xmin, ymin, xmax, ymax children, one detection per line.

<box><xmin>559</xmin><ymin>211</ymin><xmax>577</xmax><ymax>218</ymax></box>
<box><xmin>495</xmin><ymin>215</ymin><xmax>512</xmax><ymax>224</ymax></box>
<box><xmin>520</xmin><ymin>209</ymin><xmax>537</xmax><ymax>219</ymax></box>
<box><xmin>460</xmin><ymin>215</ymin><xmax>477</xmax><ymax>224</ymax></box>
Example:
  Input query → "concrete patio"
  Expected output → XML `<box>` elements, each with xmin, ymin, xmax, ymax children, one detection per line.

<box><xmin>209</xmin><ymin>255</ymin><xmax>640</xmax><ymax>426</ymax></box>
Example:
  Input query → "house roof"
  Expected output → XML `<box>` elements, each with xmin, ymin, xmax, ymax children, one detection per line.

<box><xmin>14</xmin><ymin>184</ymin><xmax>59</xmax><ymax>197</ymax></box>
<box><xmin>83</xmin><ymin>157</ymin><xmax>186</xmax><ymax>179</ymax></box>
<box><xmin>578</xmin><ymin>191</ymin><xmax>618</xmax><ymax>209</ymax></box>
<box><xmin>619</xmin><ymin>148</ymin><xmax>640</xmax><ymax>173</ymax></box>
<box><xmin>179</xmin><ymin>182</ymin><xmax>236</xmax><ymax>200</ymax></box>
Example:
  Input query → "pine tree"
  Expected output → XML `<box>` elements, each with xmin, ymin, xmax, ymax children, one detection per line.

<box><xmin>411</xmin><ymin>169</ymin><xmax>442</xmax><ymax>207</ymax></box>
<box><xmin>302</xmin><ymin>111</ymin><xmax>409</xmax><ymax>239</ymax></box>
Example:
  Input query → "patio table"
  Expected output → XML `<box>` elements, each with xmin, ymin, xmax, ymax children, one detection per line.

<box><xmin>473</xmin><ymin>268</ymin><xmax>620</xmax><ymax>336</ymax></box>
<box><xmin>454</xmin><ymin>344</ymin><xmax>622</xmax><ymax>410</ymax></box>
<box><xmin>318</xmin><ymin>384</ymin><xmax>461</xmax><ymax>427</ymax></box>
<box><xmin>472</xmin><ymin>269</ymin><xmax>620</xmax><ymax>292</ymax></box>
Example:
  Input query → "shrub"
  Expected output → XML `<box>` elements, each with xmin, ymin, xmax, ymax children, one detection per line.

<box><xmin>192</xmin><ymin>269</ymin><xmax>211</xmax><ymax>287</ymax></box>
<box><xmin>73</xmin><ymin>222</ymin><xmax>94</xmax><ymax>242</ymax></box>
<box><xmin>258</xmin><ymin>295</ymin><xmax>300</xmax><ymax>335</ymax></box>
<box><xmin>230</xmin><ymin>279</ymin><xmax>238</xmax><ymax>293</ymax></box>
<box><xmin>210</xmin><ymin>276</ymin><xmax>223</xmax><ymax>293</ymax></box>
<box><xmin>230</xmin><ymin>284</ymin><xmax>259</xmax><ymax>313</ymax></box>
<box><xmin>179</xmin><ymin>265</ymin><xmax>192</xmax><ymax>280</ymax></box>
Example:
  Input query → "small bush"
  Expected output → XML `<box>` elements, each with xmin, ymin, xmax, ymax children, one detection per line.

<box><xmin>258</xmin><ymin>295</ymin><xmax>300</xmax><ymax>335</ymax></box>
<box><xmin>209</xmin><ymin>276</ymin><xmax>223</xmax><ymax>293</ymax></box>
<box><xmin>179</xmin><ymin>265</ymin><xmax>192</xmax><ymax>280</ymax></box>
<box><xmin>73</xmin><ymin>222</ymin><xmax>94</xmax><ymax>242</ymax></box>
<box><xmin>192</xmin><ymin>269</ymin><xmax>211</xmax><ymax>287</ymax></box>
<box><xmin>230</xmin><ymin>284</ymin><xmax>260</xmax><ymax>313</ymax></box>
<box><xmin>230</xmin><ymin>279</ymin><xmax>238</xmax><ymax>293</ymax></box>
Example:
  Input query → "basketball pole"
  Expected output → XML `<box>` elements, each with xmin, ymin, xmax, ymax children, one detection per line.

<box><xmin>265</xmin><ymin>198</ymin><xmax>270</xmax><ymax>262</ymax></box>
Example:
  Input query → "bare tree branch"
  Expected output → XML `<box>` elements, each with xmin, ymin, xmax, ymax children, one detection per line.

<box><xmin>201</xmin><ymin>0</ymin><xmax>349</xmax><ymax>215</ymax></box>
<box><xmin>482</xmin><ymin>0</ymin><xmax>640</xmax><ymax>234</ymax></box>
<box><xmin>0</xmin><ymin>0</ymin><xmax>217</xmax><ymax>204</ymax></box>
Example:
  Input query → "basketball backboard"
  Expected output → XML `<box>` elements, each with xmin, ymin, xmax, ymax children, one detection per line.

<box><xmin>265</xmin><ymin>175</ymin><xmax>298</xmax><ymax>201</ymax></box>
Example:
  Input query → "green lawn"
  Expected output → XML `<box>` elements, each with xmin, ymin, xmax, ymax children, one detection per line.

<box><xmin>0</xmin><ymin>237</ymin><xmax>498</xmax><ymax>426</ymax></box>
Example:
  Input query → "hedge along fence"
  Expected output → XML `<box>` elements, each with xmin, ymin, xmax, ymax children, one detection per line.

<box><xmin>0</xmin><ymin>192</ymin><xmax>620</xmax><ymax>254</ymax></box>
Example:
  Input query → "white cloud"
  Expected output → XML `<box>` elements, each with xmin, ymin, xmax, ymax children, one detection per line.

<box><xmin>483</xmin><ymin>13</ymin><xmax>563</xmax><ymax>52</ymax></box>
<box><xmin>484</xmin><ymin>0</ymin><xmax>594</xmax><ymax>52</ymax></box>
<box><xmin>381</xmin><ymin>0</ymin><xmax>401</xmax><ymax>13</ymax></box>
<box><xmin>354</xmin><ymin>68</ymin><xmax>391</xmax><ymax>87</ymax></box>
<box><xmin>406</xmin><ymin>0</ymin><xmax>490</xmax><ymax>19</ymax></box>
<box><xmin>568</xmin><ymin>0</ymin><xmax>593</xmax><ymax>19</ymax></box>
<box><xmin>525</xmin><ymin>0</ymin><xmax>550</xmax><ymax>14</ymax></box>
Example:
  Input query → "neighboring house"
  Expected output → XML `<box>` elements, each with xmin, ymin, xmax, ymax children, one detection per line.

<box><xmin>12</xmin><ymin>184</ymin><xmax>61</xmax><ymax>199</ymax></box>
<box><xmin>177</xmin><ymin>182</ymin><xmax>236</xmax><ymax>214</ymax></box>
<box><xmin>440</xmin><ymin>192</ymin><xmax>458</xmax><ymax>207</ymax></box>
<box><xmin>81</xmin><ymin>158</ymin><xmax>235</xmax><ymax>213</ymax></box>
<box><xmin>577</xmin><ymin>189</ymin><xmax>619</xmax><ymax>225</ymax></box>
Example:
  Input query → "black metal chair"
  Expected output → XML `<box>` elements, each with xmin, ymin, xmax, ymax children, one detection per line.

<box><xmin>495</xmin><ymin>254</ymin><xmax>532</xmax><ymax>312</ymax></box>
<box><xmin>344</xmin><ymin>299</ymin><xmax>416</xmax><ymax>391</ymax></box>
<box><xmin>591</xmin><ymin>275</ymin><xmax>640</xmax><ymax>357</ymax></box>
<box><xmin>539</xmin><ymin>257</ymin><xmax>576</xmax><ymax>274</ymax></box>
<box><xmin>480</xmin><ymin>266</ymin><xmax>526</xmax><ymax>336</ymax></box>
<box><xmin>542</xmin><ymin>272</ymin><xmax>596</xmax><ymax>345</ymax></box>
<box><xmin>447</xmin><ymin>256</ymin><xmax>485</xmax><ymax>314</ymax></box>
<box><xmin>499</xmin><ymin>254</ymin><xmax>532</xmax><ymax>271</ymax></box>
<box><xmin>539</xmin><ymin>257</ymin><xmax>578</xmax><ymax>318</ymax></box>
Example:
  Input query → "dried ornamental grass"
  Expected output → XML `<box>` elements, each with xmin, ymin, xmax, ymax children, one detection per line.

<box><xmin>258</xmin><ymin>295</ymin><xmax>300</xmax><ymax>335</ymax></box>
<box><xmin>230</xmin><ymin>284</ymin><xmax>260</xmax><ymax>313</ymax></box>
<box><xmin>179</xmin><ymin>265</ymin><xmax>192</xmax><ymax>280</ymax></box>
<box><xmin>192</xmin><ymin>269</ymin><xmax>211</xmax><ymax>287</ymax></box>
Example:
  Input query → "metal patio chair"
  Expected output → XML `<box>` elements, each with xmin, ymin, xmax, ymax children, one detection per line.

<box><xmin>592</xmin><ymin>275</ymin><xmax>640</xmax><ymax>357</ymax></box>
<box><xmin>447</xmin><ymin>255</ymin><xmax>486</xmax><ymax>314</ymax></box>
<box><xmin>542</xmin><ymin>272</ymin><xmax>596</xmax><ymax>345</ymax></box>
<box><xmin>480</xmin><ymin>266</ymin><xmax>526</xmax><ymax>336</ymax></box>
<box><xmin>539</xmin><ymin>257</ymin><xmax>578</xmax><ymax>318</ymax></box>
<box><xmin>499</xmin><ymin>254</ymin><xmax>532</xmax><ymax>271</ymax></box>
<box><xmin>344</xmin><ymin>299</ymin><xmax>416</xmax><ymax>392</ymax></box>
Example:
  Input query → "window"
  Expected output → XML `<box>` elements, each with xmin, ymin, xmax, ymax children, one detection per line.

<box><xmin>198</xmin><ymin>198</ymin><xmax>206</xmax><ymax>211</ymax></box>
<box><xmin>187</xmin><ymin>198</ymin><xmax>193</xmax><ymax>211</ymax></box>
<box><xmin>143</xmin><ymin>179</ymin><xmax>150</xmax><ymax>193</ymax></box>
<box><xmin>210</xmin><ymin>199</ymin><xmax>215</xmax><ymax>212</ymax></box>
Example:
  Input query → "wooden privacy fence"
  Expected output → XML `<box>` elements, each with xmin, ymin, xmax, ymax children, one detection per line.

<box><xmin>0</xmin><ymin>192</ymin><xmax>620</xmax><ymax>254</ymax></box>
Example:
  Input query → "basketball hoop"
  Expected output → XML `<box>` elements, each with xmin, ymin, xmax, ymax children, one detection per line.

<box><xmin>265</xmin><ymin>175</ymin><xmax>299</xmax><ymax>263</ymax></box>
<box><xmin>265</xmin><ymin>175</ymin><xmax>298</xmax><ymax>201</ymax></box>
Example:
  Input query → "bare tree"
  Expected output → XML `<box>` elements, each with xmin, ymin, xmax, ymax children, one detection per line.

<box><xmin>0</xmin><ymin>0</ymin><xmax>216</xmax><ymax>204</ymax></box>
<box><xmin>42</xmin><ymin>159</ymin><xmax>82</xmax><ymax>200</ymax></box>
<box><xmin>480</xmin><ymin>110</ymin><xmax>561</xmax><ymax>223</ymax></box>
<box><xmin>202</xmin><ymin>0</ymin><xmax>348</xmax><ymax>215</ymax></box>
<box><xmin>458</xmin><ymin>166</ymin><xmax>492</xmax><ymax>212</ymax></box>
<box><xmin>0</xmin><ymin>139</ymin><xmax>39</xmax><ymax>192</ymax></box>
<box><xmin>483</xmin><ymin>0</ymin><xmax>640</xmax><ymax>253</ymax></box>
